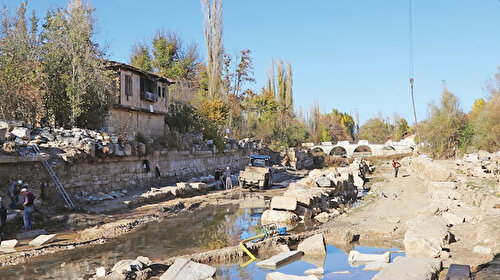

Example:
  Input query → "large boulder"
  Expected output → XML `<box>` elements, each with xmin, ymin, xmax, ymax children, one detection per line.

<box><xmin>315</xmin><ymin>177</ymin><xmax>332</xmax><ymax>187</ymax></box>
<box><xmin>160</xmin><ymin>258</ymin><xmax>216</xmax><ymax>280</ymax></box>
<box><xmin>283</xmin><ymin>183</ymin><xmax>326</xmax><ymax>208</ymax></box>
<box><xmin>372</xmin><ymin>257</ymin><xmax>442</xmax><ymax>280</ymax></box>
<box><xmin>404</xmin><ymin>215</ymin><xmax>450</xmax><ymax>258</ymax></box>
<box><xmin>261</xmin><ymin>210</ymin><xmax>300</xmax><ymax>225</ymax></box>
<box><xmin>11</xmin><ymin>127</ymin><xmax>31</xmax><ymax>139</ymax></box>
<box><xmin>297</xmin><ymin>234</ymin><xmax>326</xmax><ymax>255</ymax></box>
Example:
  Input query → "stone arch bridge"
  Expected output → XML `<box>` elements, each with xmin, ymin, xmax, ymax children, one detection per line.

<box><xmin>302</xmin><ymin>140</ymin><xmax>414</xmax><ymax>157</ymax></box>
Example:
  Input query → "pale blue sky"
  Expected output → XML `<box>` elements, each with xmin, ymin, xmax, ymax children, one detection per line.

<box><xmin>4</xmin><ymin>0</ymin><xmax>500</xmax><ymax>125</ymax></box>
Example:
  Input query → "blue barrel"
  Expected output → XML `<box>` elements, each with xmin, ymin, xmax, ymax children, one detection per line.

<box><xmin>278</xmin><ymin>227</ymin><xmax>287</xmax><ymax>235</ymax></box>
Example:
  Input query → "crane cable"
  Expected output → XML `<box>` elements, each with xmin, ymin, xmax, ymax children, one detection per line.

<box><xmin>409</xmin><ymin>0</ymin><xmax>421</xmax><ymax>142</ymax></box>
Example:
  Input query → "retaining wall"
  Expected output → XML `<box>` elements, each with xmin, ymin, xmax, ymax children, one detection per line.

<box><xmin>0</xmin><ymin>150</ymin><xmax>249</xmax><ymax>207</ymax></box>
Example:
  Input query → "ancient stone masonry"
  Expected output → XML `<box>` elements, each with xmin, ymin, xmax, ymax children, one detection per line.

<box><xmin>408</xmin><ymin>155</ymin><xmax>500</xmax><ymax>269</ymax></box>
<box><xmin>261</xmin><ymin>159</ymin><xmax>373</xmax><ymax>226</ymax></box>
<box><xmin>0</xmin><ymin>121</ymin><xmax>253</xmax><ymax>207</ymax></box>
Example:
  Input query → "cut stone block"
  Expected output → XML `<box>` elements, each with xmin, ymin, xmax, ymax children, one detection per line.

<box><xmin>304</xmin><ymin>267</ymin><xmax>324</xmax><ymax>275</ymax></box>
<box><xmin>160</xmin><ymin>258</ymin><xmax>189</xmax><ymax>279</ymax></box>
<box><xmin>29</xmin><ymin>234</ymin><xmax>57</xmax><ymax>246</ymax></box>
<box><xmin>297</xmin><ymin>234</ymin><xmax>326</xmax><ymax>255</ymax></box>
<box><xmin>348</xmin><ymin>250</ymin><xmax>390</xmax><ymax>263</ymax></box>
<box><xmin>271</xmin><ymin>196</ymin><xmax>297</xmax><ymax>211</ymax></box>
<box><xmin>256</xmin><ymin>250</ymin><xmax>303</xmax><ymax>269</ymax></box>
<box><xmin>160</xmin><ymin>258</ymin><xmax>215</xmax><ymax>280</ymax></box>
<box><xmin>445</xmin><ymin>264</ymin><xmax>470</xmax><ymax>280</ymax></box>
<box><xmin>372</xmin><ymin>257</ymin><xmax>442</xmax><ymax>280</ymax></box>
<box><xmin>0</xmin><ymin>239</ymin><xmax>19</xmax><ymax>249</ymax></box>
<box><xmin>16</xmin><ymin>229</ymin><xmax>48</xmax><ymax>240</ymax></box>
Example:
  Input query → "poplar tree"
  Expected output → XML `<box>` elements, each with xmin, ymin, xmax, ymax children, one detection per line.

<box><xmin>201</xmin><ymin>0</ymin><xmax>223</xmax><ymax>100</ymax></box>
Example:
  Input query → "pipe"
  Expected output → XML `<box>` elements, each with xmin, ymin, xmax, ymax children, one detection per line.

<box><xmin>239</xmin><ymin>233</ymin><xmax>265</xmax><ymax>266</ymax></box>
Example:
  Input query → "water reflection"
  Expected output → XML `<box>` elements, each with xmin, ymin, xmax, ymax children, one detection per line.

<box><xmin>217</xmin><ymin>245</ymin><xmax>405</xmax><ymax>280</ymax></box>
<box><xmin>0</xmin><ymin>204</ymin><xmax>261</xmax><ymax>280</ymax></box>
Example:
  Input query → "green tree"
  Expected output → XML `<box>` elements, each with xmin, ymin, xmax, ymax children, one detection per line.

<box><xmin>201</xmin><ymin>0</ymin><xmax>223</xmax><ymax>99</ymax></box>
<box><xmin>41</xmin><ymin>0</ymin><xmax>111</xmax><ymax>128</ymax></box>
<box><xmin>393</xmin><ymin>117</ymin><xmax>410</xmax><ymax>141</ymax></box>
<box><xmin>0</xmin><ymin>2</ymin><xmax>44</xmax><ymax>124</ymax></box>
<box><xmin>130</xmin><ymin>42</ymin><xmax>153</xmax><ymax>72</ymax></box>
<box><xmin>420</xmin><ymin>88</ymin><xmax>466</xmax><ymax>158</ymax></box>
<box><xmin>358</xmin><ymin>117</ymin><xmax>390</xmax><ymax>144</ymax></box>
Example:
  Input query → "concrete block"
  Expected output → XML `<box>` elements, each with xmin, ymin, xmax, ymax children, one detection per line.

<box><xmin>29</xmin><ymin>234</ymin><xmax>57</xmax><ymax>246</ymax></box>
<box><xmin>256</xmin><ymin>250</ymin><xmax>303</xmax><ymax>269</ymax></box>
<box><xmin>271</xmin><ymin>196</ymin><xmax>297</xmax><ymax>211</ymax></box>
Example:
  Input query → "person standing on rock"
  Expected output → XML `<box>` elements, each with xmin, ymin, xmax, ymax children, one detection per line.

<box><xmin>392</xmin><ymin>160</ymin><xmax>402</xmax><ymax>178</ymax></box>
<box><xmin>8</xmin><ymin>180</ymin><xmax>22</xmax><ymax>209</ymax></box>
<box><xmin>21</xmin><ymin>187</ymin><xmax>35</xmax><ymax>231</ymax></box>
<box><xmin>224</xmin><ymin>167</ymin><xmax>232</xmax><ymax>190</ymax></box>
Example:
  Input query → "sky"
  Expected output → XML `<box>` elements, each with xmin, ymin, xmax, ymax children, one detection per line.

<box><xmin>4</xmin><ymin>0</ymin><xmax>500</xmax><ymax>125</ymax></box>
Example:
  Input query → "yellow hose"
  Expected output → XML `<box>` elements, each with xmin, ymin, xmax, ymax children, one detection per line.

<box><xmin>239</xmin><ymin>233</ymin><xmax>265</xmax><ymax>267</ymax></box>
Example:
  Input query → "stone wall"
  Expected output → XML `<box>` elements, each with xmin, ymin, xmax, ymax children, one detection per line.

<box><xmin>0</xmin><ymin>150</ymin><xmax>249</xmax><ymax>207</ymax></box>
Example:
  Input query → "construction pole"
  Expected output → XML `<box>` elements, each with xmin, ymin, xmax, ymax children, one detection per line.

<box><xmin>409</xmin><ymin>0</ymin><xmax>420</xmax><ymax>142</ymax></box>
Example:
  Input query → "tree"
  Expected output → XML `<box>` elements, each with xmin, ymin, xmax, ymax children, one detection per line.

<box><xmin>358</xmin><ymin>117</ymin><xmax>390</xmax><ymax>144</ymax></box>
<box><xmin>41</xmin><ymin>0</ymin><xmax>111</xmax><ymax>128</ymax></box>
<box><xmin>285</xmin><ymin>62</ymin><xmax>293</xmax><ymax>114</ymax></box>
<box><xmin>392</xmin><ymin>116</ymin><xmax>410</xmax><ymax>141</ymax></box>
<box><xmin>469</xmin><ymin>69</ymin><xmax>500</xmax><ymax>151</ymax></box>
<box><xmin>201</xmin><ymin>0</ymin><xmax>223</xmax><ymax>100</ymax></box>
<box><xmin>130</xmin><ymin>42</ymin><xmax>153</xmax><ymax>72</ymax></box>
<box><xmin>0</xmin><ymin>2</ymin><xmax>44</xmax><ymax>124</ymax></box>
<box><xmin>266</xmin><ymin>58</ymin><xmax>276</xmax><ymax>97</ymax></box>
<box><xmin>420</xmin><ymin>87</ymin><xmax>466</xmax><ymax>158</ymax></box>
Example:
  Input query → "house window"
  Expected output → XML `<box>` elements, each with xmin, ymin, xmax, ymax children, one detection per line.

<box><xmin>124</xmin><ymin>75</ymin><xmax>132</xmax><ymax>100</ymax></box>
<box><xmin>162</xmin><ymin>87</ymin><xmax>166</xmax><ymax>98</ymax></box>
<box><xmin>140</xmin><ymin>76</ymin><xmax>158</xmax><ymax>102</ymax></box>
<box><xmin>158</xmin><ymin>86</ymin><xmax>161</xmax><ymax>97</ymax></box>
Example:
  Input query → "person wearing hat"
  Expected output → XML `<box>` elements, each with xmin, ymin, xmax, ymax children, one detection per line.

<box><xmin>21</xmin><ymin>187</ymin><xmax>35</xmax><ymax>231</ymax></box>
<box><xmin>8</xmin><ymin>180</ymin><xmax>22</xmax><ymax>209</ymax></box>
<box><xmin>0</xmin><ymin>196</ymin><xmax>7</xmax><ymax>240</ymax></box>
<box><xmin>223</xmin><ymin>167</ymin><xmax>232</xmax><ymax>190</ymax></box>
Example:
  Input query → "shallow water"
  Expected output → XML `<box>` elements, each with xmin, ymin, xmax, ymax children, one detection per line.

<box><xmin>0</xmin><ymin>204</ymin><xmax>261</xmax><ymax>280</ymax></box>
<box><xmin>217</xmin><ymin>245</ymin><xmax>405</xmax><ymax>279</ymax></box>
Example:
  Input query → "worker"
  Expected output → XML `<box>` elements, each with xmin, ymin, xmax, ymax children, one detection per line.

<box><xmin>392</xmin><ymin>160</ymin><xmax>402</xmax><ymax>178</ymax></box>
<box><xmin>21</xmin><ymin>187</ymin><xmax>35</xmax><ymax>231</ymax></box>
<box><xmin>8</xmin><ymin>180</ymin><xmax>22</xmax><ymax>209</ymax></box>
<box><xmin>214</xmin><ymin>168</ymin><xmax>222</xmax><ymax>190</ymax></box>
<box><xmin>224</xmin><ymin>167</ymin><xmax>232</xmax><ymax>190</ymax></box>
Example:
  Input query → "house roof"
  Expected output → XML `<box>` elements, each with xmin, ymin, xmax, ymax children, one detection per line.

<box><xmin>105</xmin><ymin>60</ymin><xmax>174</xmax><ymax>84</ymax></box>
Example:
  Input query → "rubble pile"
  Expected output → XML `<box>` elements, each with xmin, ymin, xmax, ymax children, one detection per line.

<box><xmin>261</xmin><ymin>159</ymin><xmax>373</xmax><ymax>226</ymax></box>
<box><xmin>408</xmin><ymin>156</ymin><xmax>500</xmax><ymax>267</ymax></box>
<box><xmin>281</xmin><ymin>148</ymin><xmax>314</xmax><ymax>170</ymax></box>
<box><xmin>0</xmin><ymin>121</ymin><xmax>254</xmax><ymax>163</ymax></box>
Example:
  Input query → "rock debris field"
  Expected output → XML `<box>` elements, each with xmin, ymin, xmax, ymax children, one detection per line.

<box><xmin>0</xmin><ymin>152</ymin><xmax>499</xmax><ymax>280</ymax></box>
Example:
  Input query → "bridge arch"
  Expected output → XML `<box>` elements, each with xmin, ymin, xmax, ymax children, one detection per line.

<box><xmin>382</xmin><ymin>145</ymin><xmax>395</xmax><ymax>151</ymax></box>
<box><xmin>312</xmin><ymin>147</ymin><xmax>326</xmax><ymax>154</ymax></box>
<box><xmin>330</xmin><ymin>146</ymin><xmax>348</xmax><ymax>157</ymax></box>
<box><xmin>353</xmin><ymin>145</ymin><xmax>372</xmax><ymax>156</ymax></box>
